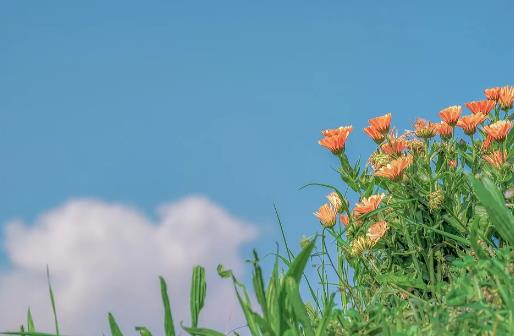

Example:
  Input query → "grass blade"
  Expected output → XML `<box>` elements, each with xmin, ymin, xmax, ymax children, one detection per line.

<box><xmin>284</xmin><ymin>276</ymin><xmax>314</xmax><ymax>336</ymax></box>
<box><xmin>46</xmin><ymin>266</ymin><xmax>59</xmax><ymax>335</ymax></box>
<box><xmin>159</xmin><ymin>276</ymin><xmax>176</xmax><ymax>336</ymax></box>
<box><xmin>135</xmin><ymin>327</ymin><xmax>153</xmax><ymax>336</ymax></box>
<box><xmin>27</xmin><ymin>309</ymin><xmax>35</xmax><ymax>332</ymax></box>
<box><xmin>190</xmin><ymin>266</ymin><xmax>206</xmax><ymax>328</ymax></box>
<box><xmin>108</xmin><ymin>313</ymin><xmax>124</xmax><ymax>336</ymax></box>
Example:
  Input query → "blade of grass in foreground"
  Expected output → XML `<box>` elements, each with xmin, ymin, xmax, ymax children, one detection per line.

<box><xmin>190</xmin><ymin>266</ymin><xmax>206</xmax><ymax>328</ymax></box>
<box><xmin>108</xmin><ymin>313</ymin><xmax>124</xmax><ymax>336</ymax></box>
<box><xmin>46</xmin><ymin>266</ymin><xmax>59</xmax><ymax>336</ymax></box>
<box><xmin>160</xmin><ymin>276</ymin><xmax>176</xmax><ymax>336</ymax></box>
<box><xmin>27</xmin><ymin>308</ymin><xmax>35</xmax><ymax>332</ymax></box>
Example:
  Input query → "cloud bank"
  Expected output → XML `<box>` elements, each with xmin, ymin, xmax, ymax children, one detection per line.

<box><xmin>0</xmin><ymin>196</ymin><xmax>257</xmax><ymax>335</ymax></box>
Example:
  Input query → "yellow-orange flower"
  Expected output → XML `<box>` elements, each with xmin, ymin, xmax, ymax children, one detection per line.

<box><xmin>448</xmin><ymin>159</ymin><xmax>457</xmax><ymax>169</ymax></box>
<box><xmin>436</xmin><ymin>121</ymin><xmax>453</xmax><ymax>139</ymax></box>
<box><xmin>381</xmin><ymin>137</ymin><xmax>407</xmax><ymax>155</ymax></box>
<box><xmin>352</xmin><ymin>194</ymin><xmax>385</xmax><ymax>218</ymax></box>
<box><xmin>368</xmin><ymin>113</ymin><xmax>392</xmax><ymax>134</ymax></box>
<box><xmin>499</xmin><ymin>86</ymin><xmax>514</xmax><ymax>110</ymax></box>
<box><xmin>326</xmin><ymin>192</ymin><xmax>344</xmax><ymax>213</ymax></box>
<box><xmin>340</xmin><ymin>214</ymin><xmax>349</xmax><ymax>226</ymax></box>
<box><xmin>482</xmin><ymin>135</ymin><xmax>493</xmax><ymax>152</ymax></box>
<box><xmin>483</xmin><ymin>120</ymin><xmax>512</xmax><ymax>142</ymax></box>
<box><xmin>350</xmin><ymin>236</ymin><xmax>374</xmax><ymax>256</ymax></box>
<box><xmin>456</xmin><ymin>113</ymin><xmax>487</xmax><ymax>135</ymax></box>
<box><xmin>414</xmin><ymin>119</ymin><xmax>437</xmax><ymax>138</ymax></box>
<box><xmin>363</xmin><ymin>126</ymin><xmax>385</xmax><ymax>143</ymax></box>
<box><xmin>466</xmin><ymin>100</ymin><xmax>496</xmax><ymax>115</ymax></box>
<box><xmin>319</xmin><ymin>126</ymin><xmax>352</xmax><ymax>154</ymax></box>
<box><xmin>439</xmin><ymin>105</ymin><xmax>461</xmax><ymax>126</ymax></box>
<box><xmin>367</xmin><ymin>221</ymin><xmax>389</xmax><ymax>242</ymax></box>
<box><xmin>483</xmin><ymin>150</ymin><xmax>507</xmax><ymax>169</ymax></box>
<box><xmin>485</xmin><ymin>87</ymin><xmax>502</xmax><ymax>101</ymax></box>
<box><xmin>375</xmin><ymin>155</ymin><xmax>413</xmax><ymax>181</ymax></box>
<box><xmin>314</xmin><ymin>204</ymin><xmax>337</xmax><ymax>228</ymax></box>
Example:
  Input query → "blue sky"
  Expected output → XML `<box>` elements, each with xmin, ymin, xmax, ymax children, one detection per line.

<box><xmin>1</xmin><ymin>0</ymin><xmax>514</xmax><ymax>267</ymax></box>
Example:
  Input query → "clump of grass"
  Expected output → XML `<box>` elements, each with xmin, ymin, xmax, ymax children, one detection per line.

<box><xmin>5</xmin><ymin>85</ymin><xmax>514</xmax><ymax>335</ymax></box>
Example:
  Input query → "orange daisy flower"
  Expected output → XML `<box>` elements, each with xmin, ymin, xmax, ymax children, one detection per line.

<box><xmin>439</xmin><ymin>105</ymin><xmax>461</xmax><ymax>126</ymax></box>
<box><xmin>364</xmin><ymin>126</ymin><xmax>385</xmax><ymax>143</ymax></box>
<box><xmin>484</xmin><ymin>87</ymin><xmax>502</xmax><ymax>101</ymax></box>
<box><xmin>367</xmin><ymin>221</ymin><xmax>389</xmax><ymax>243</ymax></box>
<box><xmin>352</xmin><ymin>194</ymin><xmax>385</xmax><ymax>218</ymax></box>
<box><xmin>483</xmin><ymin>150</ymin><xmax>507</xmax><ymax>169</ymax></box>
<box><xmin>482</xmin><ymin>135</ymin><xmax>494</xmax><ymax>151</ymax></box>
<box><xmin>436</xmin><ymin>121</ymin><xmax>453</xmax><ymax>139</ymax></box>
<box><xmin>466</xmin><ymin>100</ymin><xmax>496</xmax><ymax>115</ymax></box>
<box><xmin>381</xmin><ymin>137</ymin><xmax>407</xmax><ymax>155</ymax></box>
<box><xmin>319</xmin><ymin>126</ymin><xmax>352</xmax><ymax>154</ymax></box>
<box><xmin>499</xmin><ymin>86</ymin><xmax>514</xmax><ymax>110</ymax></box>
<box><xmin>456</xmin><ymin>113</ymin><xmax>487</xmax><ymax>135</ymax></box>
<box><xmin>368</xmin><ymin>113</ymin><xmax>392</xmax><ymax>134</ymax></box>
<box><xmin>340</xmin><ymin>214</ymin><xmax>349</xmax><ymax>226</ymax></box>
<box><xmin>448</xmin><ymin>159</ymin><xmax>457</xmax><ymax>169</ymax></box>
<box><xmin>483</xmin><ymin>120</ymin><xmax>512</xmax><ymax>142</ymax></box>
<box><xmin>314</xmin><ymin>204</ymin><xmax>337</xmax><ymax>228</ymax></box>
<box><xmin>375</xmin><ymin>155</ymin><xmax>413</xmax><ymax>181</ymax></box>
<box><xmin>414</xmin><ymin>119</ymin><xmax>437</xmax><ymax>138</ymax></box>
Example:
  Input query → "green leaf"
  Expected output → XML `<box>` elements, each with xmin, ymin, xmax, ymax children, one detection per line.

<box><xmin>27</xmin><ymin>309</ymin><xmax>35</xmax><ymax>332</ymax></box>
<box><xmin>160</xmin><ymin>276</ymin><xmax>176</xmax><ymax>336</ymax></box>
<box><xmin>108</xmin><ymin>313</ymin><xmax>124</xmax><ymax>336</ymax></box>
<box><xmin>284</xmin><ymin>276</ymin><xmax>314</xmax><ymax>336</ymax></box>
<box><xmin>190</xmin><ymin>266</ymin><xmax>206</xmax><ymax>328</ymax></box>
<box><xmin>181</xmin><ymin>325</ymin><xmax>225</xmax><ymax>336</ymax></box>
<box><xmin>284</xmin><ymin>237</ymin><xmax>316</xmax><ymax>283</ymax></box>
<box><xmin>135</xmin><ymin>327</ymin><xmax>153</xmax><ymax>336</ymax></box>
<box><xmin>251</xmin><ymin>250</ymin><xmax>268</xmax><ymax>321</ymax></box>
<box><xmin>46</xmin><ymin>266</ymin><xmax>60</xmax><ymax>336</ymax></box>
<box><xmin>468</xmin><ymin>175</ymin><xmax>514</xmax><ymax>245</ymax></box>
<box><xmin>315</xmin><ymin>293</ymin><xmax>335</xmax><ymax>336</ymax></box>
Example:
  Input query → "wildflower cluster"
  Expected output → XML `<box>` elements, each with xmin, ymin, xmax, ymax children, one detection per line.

<box><xmin>315</xmin><ymin>85</ymin><xmax>514</xmax><ymax>299</ymax></box>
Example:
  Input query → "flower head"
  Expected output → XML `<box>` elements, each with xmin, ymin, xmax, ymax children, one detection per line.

<box><xmin>499</xmin><ymin>86</ymin><xmax>514</xmax><ymax>110</ymax></box>
<box><xmin>363</xmin><ymin>126</ymin><xmax>385</xmax><ymax>143</ymax></box>
<box><xmin>436</xmin><ymin>121</ymin><xmax>453</xmax><ymax>139</ymax></box>
<box><xmin>366</xmin><ymin>221</ymin><xmax>389</xmax><ymax>243</ymax></box>
<box><xmin>439</xmin><ymin>105</ymin><xmax>461</xmax><ymax>126</ymax></box>
<box><xmin>406</xmin><ymin>139</ymin><xmax>425</xmax><ymax>154</ymax></box>
<box><xmin>466</xmin><ymin>100</ymin><xmax>496</xmax><ymax>115</ymax></box>
<box><xmin>319</xmin><ymin>126</ymin><xmax>352</xmax><ymax>154</ymax></box>
<box><xmin>448</xmin><ymin>159</ymin><xmax>457</xmax><ymax>169</ymax></box>
<box><xmin>368</xmin><ymin>152</ymin><xmax>391</xmax><ymax>170</ymax></box>
<box><xmin>352</xmin><ymin>194</ymin><xmax>385</xmax><ymax>218</ymax></box>
<box><xmin>456</xmin><ymin>113</ymin><xmax>487</xmax><ymax>135</ymax></box>
<box><xmin>326</xmin><ymin>192</ymin><xmax>345</xmax><ymax>213</ymax></box>
<box><xmin>340</xmin><ymin>214</ymin><xmax>349</xmax><ymax>226</ymax></box>
<box><xmin>483</xmin><ymin>150</ymin><xmax>507</xmax><ymax>169</ymax></box>
<box><xmin>483</xmin><ymin>120</ymin><xmax>512</xmax><ymax>142</ymax></box>
<box><xmin>314</xmin><ymin>204</ymin><xmax>337</xmax><ymax>228</ymax></box>
<box><xmin>482</xmin><ymin>135</ymin><xmax>494</xmax><ymax>152</ymax></box>
<box><xmin>414</xmin><ymin>119</ymin><xmax>437</xmax><ymax>138</ymax></box>
<box><xmin>484</xmin><ymin>87</ymin><xmax>502</xmax><ymax>101</ymax></box>
<box><xmin>381</xmin><ymin>136</ymin><xmax>407</xmax><ymax>155</ymax></box>
<box><xmin>375</xmin><ymin>155</ymin><xmax>413</xmax><ymax>181</ymax></box>
<box><xmin>350</xmin><ymin>236</ymin><xmax>374</xmax><ymax>256</ymax></box>
<box><xmin>368</xmin><ymin>113</ymin><xmax>392</xmax><ymax>134</ymax></box>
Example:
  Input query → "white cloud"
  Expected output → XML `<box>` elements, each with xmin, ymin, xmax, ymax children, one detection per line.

<box><xmin>0</xmin><ymin>196</ymin><xmax>257</xmax><ymax>335</ymax></box>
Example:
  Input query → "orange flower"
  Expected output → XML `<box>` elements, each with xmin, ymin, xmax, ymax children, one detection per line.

<box><xmin>499</xmin><ymin>86</ymin><xmax>514</xmax><ymax>110</ymax></box>
<box><xmin>381</xmin><ymin>137</ymin><xmax>407</xmax><ymax>155</ymax></box>
<box><xmin>484</xmin><ymin>87</ymin><xmax>502</xmax><ymax>101</ymax></box>
<box><xmin>364</xmin><ymin>126</ymin><xmax>385</xmax><ymax>143</ymax></box>
<box><xmin>456</xmin><ymin>113</ymin><xmax>487</xmax><ymax>135</ymax></box>
<box><xmin>466</xmin><ymin>100</ymin><xmax>496</xmax><ymax>115</ymax></box>
<box><xmin>439</xmin><ymin>105</ymin><xmax>461</xmax><ymax>126</ymax></box>
<box><xmin>482</xmin><ymin>135</ymin><xmax>493</xmax><ymax>151</ymax></box>
<box><xmin>340</xmin><ymin>214</ymin><xmax>349</xmax><ymax>226</ymax></box>
<box><xmin>352</xmin><ymin>194</ymin><xmax>385</xmax><ymax>218</ymax></box>
<box><xmin>414</xmin><ymin>119</ymin><xmax>437</xmax><ymax>138</ymax></box>
<box><xmin>368</xmin><ymin>113</ymin><xmax>392</xmax><ymax>134</ymax></box>
<box><xmin>319</xmin><ymin>126</ymin><xmax>352</xmax><ymax>154</ymax></box>
<box><xmin>326</xmin><ymin>192</ymin><xmax>344</xmax><ymax>213</ymax></box>
<box><xmin>436</xmin><ymin>121</ymin><xmax>453</xmax><ymax>139</ymax></box>
<box><xmin>483</xmin><ymin>150</ymin><xmax>507</xmax><ymax>169</ymax></box>
<box><xmin>448</xmin><ymin>159</ymin><xmax>457</xmax><ymax>169</ymax></box>
<box><xmin>314</xmin><ymin>204</ymin><xmax>337</xmax><ymax>228</ymax></box>
<box><xmin>483</xmin><ymin>120</ymin><xmax>512</xmax><ymax>142</ymax></box>
<box><xmin>367</xmin><ymin>221</ymin><xmax>389</xmax><ymax>242</ymax></box>
<box><xmin>375</xmin><ymin>155</ymin><xmax>413</xmax><ymax>181</ymax></box>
